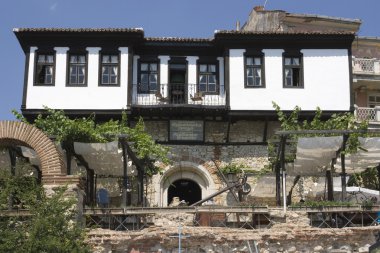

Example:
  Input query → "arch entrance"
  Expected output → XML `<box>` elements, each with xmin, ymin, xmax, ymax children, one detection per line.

<box><xmin>168</xmin><ymin>179</ymin><xmax>201</xmax><ymax>205</ymax></box>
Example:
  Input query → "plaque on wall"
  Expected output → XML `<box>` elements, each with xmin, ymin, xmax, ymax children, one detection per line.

<box><xmin>170</xmin><ymin>120</ymin><xmax>204</xmax><ymax>141</ymax></box>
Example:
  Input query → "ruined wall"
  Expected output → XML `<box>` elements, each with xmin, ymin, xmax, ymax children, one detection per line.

<box><xmin>87</xmin><ymin>211</ymin><xmax>380</xmax><ymax>253</ymax></box>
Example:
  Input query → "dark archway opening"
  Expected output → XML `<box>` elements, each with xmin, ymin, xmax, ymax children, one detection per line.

<box><xmin>168</xmin><ymin>179</ymin><xmax>201</xmax><ymax>205</ymax></box>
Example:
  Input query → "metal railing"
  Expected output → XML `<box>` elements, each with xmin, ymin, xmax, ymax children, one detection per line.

<box><xmin>132</xmin><ymin>83</ymin><xmax>226</xmax><ymax>107</ymax></box>
<box><xmin>354</xmin><ymin>106</ymin><xmax>376</xmax><ymax>121</ymax></box>
<box><xmin>353</xmin><ymin>58</ymin><xmax>380</xmax><ymax>75</ymax></box>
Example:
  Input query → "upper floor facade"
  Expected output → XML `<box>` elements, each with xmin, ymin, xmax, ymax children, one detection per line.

<box><xmin>14</xmin><ymin>28</ymin><xmax>355</xmax><ymax>119</ymax></box>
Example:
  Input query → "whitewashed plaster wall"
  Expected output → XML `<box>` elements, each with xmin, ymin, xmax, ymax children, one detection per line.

<box><xmin>229</xmin><ymin>49</ymin><xmax>351</xmax><ymax>111</ymax></box>
<box><xmin>25</xmin><ymin>47</ymin><xmax>129</xmax><ymax>110</ymax></box>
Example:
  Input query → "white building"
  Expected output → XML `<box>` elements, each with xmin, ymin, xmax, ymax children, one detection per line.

<box><xmin>14</xmin><ymin>10</ymin><xmax>356</xmax><ymax>207</ymax></box>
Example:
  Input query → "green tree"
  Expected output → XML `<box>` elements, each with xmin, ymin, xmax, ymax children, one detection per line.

<box><xmin>0</xmin><ymin>169</ymin><xmax>89</xmax><ymax>253</ymax></box>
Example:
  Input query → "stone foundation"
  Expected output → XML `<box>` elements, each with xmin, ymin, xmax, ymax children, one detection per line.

<box><xmin>87</xmin><ymin>210</ymin><xmax>380</xmax><ymax>253</ymax></box>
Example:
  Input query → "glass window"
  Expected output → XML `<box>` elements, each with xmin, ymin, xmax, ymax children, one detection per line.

<box><xmin>68</xmin><ymin>55</ymin><xmax>86</xmax><ymax>86</ymax></box>
<box><xmin>198</xmin><ymin>63</ymin><xmax>217</xmax><ymax>93</ymax></box>
<box><xmin>284</xmin><ymin>56</ymin><xmax>303</xmax><ymax>88</ymax></box>
<box><xmin>245</xmin><ymin>56</ymin><xmax>264</xmax><ymax>87</ymax></box>
<box><xmin>101</xmin><ymin>54</ymin><xmax>119</xmax><ymax>85</ymax></box>
<box><xmin>139</xmin><ymin>62</ymin><xmax>158</xmax><ymax>93</ymax></box>
<box><xmin>35</xmin><ymin>54</ymin><xmax>54</xmax><ymax>85</ymax></box>
<box><xmin>368</xmin><ymin>95</ymin><xmax>380</xmax><ymax>108</ymax></box>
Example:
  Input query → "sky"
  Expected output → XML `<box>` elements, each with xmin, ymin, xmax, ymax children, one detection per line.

<box><xmin>0</xmin><ymin>0</ymin><xmax>379</xmax><ymax>120</ymax></box>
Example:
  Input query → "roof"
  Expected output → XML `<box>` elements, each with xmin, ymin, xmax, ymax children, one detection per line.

<box><xmin>145</xmin><ymin>37</ymin><xmax>212</xmax><ymax>43</ymax></box>
<box><xmin>215</xmin><ymin>30</ymin><xmax>356</xmax><ymax>35</ymax></box>
<box><xmin>285</xmin><ymin>13</ymin><xmax>362</xmax><ymax>24</ymax></box>
<box><xmin>13</xmin><ymin>27</ymin><xmax>144</xmax><ymax>33</ymax></box>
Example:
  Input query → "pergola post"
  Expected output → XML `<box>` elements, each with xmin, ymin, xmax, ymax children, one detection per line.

<box><xmin>340</xmin><ymin>134</ymin><xmax>349</xmax><ymax>201</ymax></box>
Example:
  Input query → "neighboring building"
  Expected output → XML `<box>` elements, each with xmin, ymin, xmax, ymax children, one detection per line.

<box><xmin>351</xmin><ymin>37</ymin><xmax>380</xmax><ymax>123</ymax></box>
<box><xmin>14</xmin><ymin>8</ymin><xmax>355</xmax><ymax>207</ymax></box>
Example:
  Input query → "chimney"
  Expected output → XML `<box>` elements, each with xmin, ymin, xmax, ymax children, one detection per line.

<box><xmin>254</xmin><ymin>6</ymin><xmax>264</xmax><ymax>11</ymax></box>
<box><xmin>236</xmin><ymin>21</ymin><xmax>240</xmax><ymax>31</ymax></box>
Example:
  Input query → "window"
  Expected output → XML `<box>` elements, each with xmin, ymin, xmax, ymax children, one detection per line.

<box><xmin>245</xmin><ymin>56</ymin><xmax>264</xmax><ymax>87</ymax></box>
<box><xmin>139</xmin><ymin>62</ymin><xmax>158</xmax><ymax>93</ymax></box>
<box><xmin>284</xmin><ymin>55</ymin><xmax>303</xmax><ymax>88</ymax></box>
<box><xmin>100</xmin><ymin>54</ymin><xmax>119</xmax><ymax>85</ymax></box>
<box><xmin>368</xmin><ymin>95</ymin><xmax>380</xmax><ymax>108</ymax></box>
<box><xmin>198</xmin><ymin>63</ymin><xmax>217</xmax><ymax>94</ymax></box>
<box><xmin>35</xmin><ymin>54</ymin><xmax>54</xmax><ymax>85</ymax></box>
<box><xmin>68</xmin><ymin>55</ymin><xmax>86</xmax><ymax>86</ymax></box>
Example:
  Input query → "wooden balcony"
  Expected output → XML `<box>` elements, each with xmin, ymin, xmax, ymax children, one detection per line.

<box><xmin>131</xmin><ymin>83</ymin><xmax>226</xmax><ymax>108</ymax></box>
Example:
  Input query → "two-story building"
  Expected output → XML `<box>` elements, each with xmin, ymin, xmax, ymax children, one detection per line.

<box><xmin>14</xmin><ymin>9</ymin><xmax>355</xmax><ymax>207</ymax></box>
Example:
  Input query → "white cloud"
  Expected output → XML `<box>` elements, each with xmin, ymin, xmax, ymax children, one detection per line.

<box><xmin>50</xmin><ymin>2</ymin><xmax>58</xmax><ymax>11</ymax></box>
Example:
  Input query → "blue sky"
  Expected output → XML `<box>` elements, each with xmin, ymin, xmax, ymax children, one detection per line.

<box><xmin>0</xmin><ymin>0</ymin><xmax>379</xmax><ymax>120</ymax></box>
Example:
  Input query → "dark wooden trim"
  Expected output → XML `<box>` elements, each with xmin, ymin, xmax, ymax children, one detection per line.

<box><xmin>263</xmin><ymin>119</ymin><xmax>268</xmax><ymax>142</ymax></box>
<box><xmin>196</xmin><ymin>59</ymin><xmax>219</xmax><ymax>95</ymax></box>
<box><xmin>224</xmin><ymin>51</ymin><xmax>230</xmax><ymax>109</ymax></box>
<box><xmin>34</xmin><ymin>51</ymin><xmax>56</xmax><ymax>86</ymax></box>
<box><xmin>66</xmin><ymin>52</ymin><xmax>88</xmax><ymax>87</ymax></box>
<box><xmin>21</xmin><ymin>49</ymin><xmax>30</xmax><ymax>109</ymax></box>
<box><xmin>127</xmin><ymin>48</ymin><xmax>134</xmax><ymax>108</ymax></box>
<box><xmin>137</xmin><ymin>57</ymin><xmax>160</xmax><ymax>94</ymax></box>
<box><xmin>98</xmin><ymin>51</ymin><xmax>121</xmax><ymax>87</ymax></box>
<box><xmin>282</xmin><ymin>51</ymin><xmax>304</xmax><ymax>89</ymax></box>
<box><xmin>244</xmin><ymin>51</ymin><xmax>266</xmax><ymax>88</ymax></box>
<box><xmin>348</xmin><ymin>47</ymin><xmax>354</xmax><ymax>111</ymax></box>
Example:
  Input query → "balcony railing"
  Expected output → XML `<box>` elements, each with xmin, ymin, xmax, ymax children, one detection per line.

<box><xmin>132</xmin><ymin>83</ymin><xmax>226</xmax><ymax>107</ymax></box>
<box><xmin>355</xmin><ymin>106</ymin><xmax>377</xmax><ymax>122</ymax></box>
<box><xmin>353</xmin><ymin>58</ymin><xmax>380</xmax><ymax>75</ymax></box>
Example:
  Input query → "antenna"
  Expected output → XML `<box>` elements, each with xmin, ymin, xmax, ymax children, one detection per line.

<box><xmin>263</xmin><ymin>0</ymin><xmax>269</xmax><ymax>9</ymax></box>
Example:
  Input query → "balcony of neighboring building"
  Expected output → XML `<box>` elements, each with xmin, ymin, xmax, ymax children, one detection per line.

<box><xmin>131</xmin><ymin>83</ymin><xmax>226</xmax><ymax>108</ymax></box>
<box><xmin>352</xmin><ymin>57</ymin><xmax>380</xmax><ymax>78</ymax></box>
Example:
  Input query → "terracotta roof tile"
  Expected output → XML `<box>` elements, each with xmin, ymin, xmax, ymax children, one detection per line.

<box><xmin>13</xmin><ymin>28</ymin><xmax>144</xmax><ymax>33</ymax></box>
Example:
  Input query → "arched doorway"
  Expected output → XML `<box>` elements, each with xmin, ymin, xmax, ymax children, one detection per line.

<box><xmin>168</xmin><ymin>179</ymin><xmax>201</xmax><ymax>205</ymax></box>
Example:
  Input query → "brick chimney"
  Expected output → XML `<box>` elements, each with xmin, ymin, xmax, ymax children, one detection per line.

<box><xmin>254</xmin><ymin>6</ymin><xmax>264</xmax><ymax>11</ymax></box>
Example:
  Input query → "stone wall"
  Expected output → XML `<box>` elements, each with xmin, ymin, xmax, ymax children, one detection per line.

<box><xmin>87</xmin><ymin>210</ymin><xmax>380</xmax><ymax>253</ymax></box>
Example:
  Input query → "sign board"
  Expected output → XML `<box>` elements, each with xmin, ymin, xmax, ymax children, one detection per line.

<box><xmin>170</xmin><ymin>120</ymin><xmax>204</xmax><ymax>141</ymax></box>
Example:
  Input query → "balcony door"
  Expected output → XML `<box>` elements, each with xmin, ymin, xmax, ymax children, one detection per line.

<box><xmin>169</xmin><ymin>62</ymin><xmax>187</xmax><ymax>104</ymax></box>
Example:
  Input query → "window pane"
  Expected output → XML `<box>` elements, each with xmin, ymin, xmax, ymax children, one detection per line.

<box><xmin>208</xmin><ymin>84</ymin><xmax>216</xmax><ymax>92</ymax></box>
<box><xmin>246</xmin><ymin>57</ymin><xmax>253</xmax><ymax>65</ymax></box>
<box><xmin>285</xmin><ymin>58</ymin><xmax>291</xmax><ymax>65</ymax></box>
<box><xmin>70</xmin><ymin>56</ymin><xmax>77</xmax><ymax>63</ymax></box>
<box><xmin>78</xmin><ymin>66</ymin><xmax>85</xmax><ymax>76</ymax></box>
<box><xmin>38</xmin><ymin>55</ymin><xmax>45</xmax><ymax>63</ymax></box>
<box><xmin>247</xmin><ymin>68</ymin><xmax>253</xmax><ymax>78</ymax></box>
<box><xmin>293</xmin><ymin>58</ymin><xmax>300</xmax><ymax>65</ymax></box>
<box><xmin>70</xmin><ymin>76</ymin><xmax>76</xmax><ymax>84</ymax></box>
<box><xmin>255</xmin><ymin>77</ymin><xmax>261</xmax><ymax>86</ymax></box>
<box><xmin>199</xmin><ymin>75</ymin><xmax>207</xmax><ymax>84</ymax></box>
<box><xmin>70</xmin><ymin>66</ymin><xmax>77</xmax><ymax>75</ymax></box>
<box><xmin>111</xmin><ymin>55</ymin><xmax>118</xmax><ymax>63</ymax></box>
<box><xmin>292</xmin><ymin>68</ymin><xmax>300</xmax><ymax>86</ymax></box>
<box><xmin>150</xmin><ymin>74</ymin><xmax>157</xmax><ymax>84</ymax></box>
<box><xmin>254</xmin><ymin>57</ymin><xmax>261</xmax><ymax>65</ymax></box>
<box><xmin>254</xmin><ymin>68</ymin><xmax>261</xmax><ymax>78</ymax></box>
<box><xmin>78</xmin><ymin>75</ymin><xmax>85</xmax><ymax>84</ymax></box>
<box><xmin>376</xmin><ymin>96</ymin><xmax>380</xmax><ymax>102</ymax></box>
<box><xmin>200</xmin><ymin>64</ymin><xmax>207</xmax><ymax>72</ymax></box>
<box><xmin>102</xmin><ymin>66</ymin><xmax>109</xmax><ymax>75</ymax></box>
<box><xmin>79</xmin><ymin>56</ymin><xmax>86</xmax><ymax>63</ymax></box>
<box><xmin>102</xmin><ymin>56</ymin><xmax>110</xmax><ymax>63</ymax></box>
<box><xmin>140</xmin><ymin>83</ymin><xmax>148</xmax><ymax>92</ymax></box>
<box><xmin>111</xmin><ymin>67</ymin><xmax>118</xmax><ymax>76</ymax></box>
<box><xmin>46</xmin><ymin>66</ymin><xmax>53</xmax><ymax>75</ymax></box>
<box><xmin>46</xmin><ymin>55</ymin><xmax>54</xmax><ymax>63</ymax></box>
<box><xmin>150</xmin><ymin>83</ymin><xmax>157</xmax><ymax>91</ymax></box>
<box><xmin>209</xmin><ymin>64</ymin><xmax>216</xmax><ymax>72</ymax></box>
<box><xmin>208</xmin><ymin>75</ymin><xmax>216</xmax><ymax>84</ymax></box>
<box><xmin>141</xmin><ymin>63</ymin><xmax>148</xmax><ymax>71</ymax></box>
<box><xmin>110</xmin><ymin>76</ymin><xmax>117</xmax><ymax>84</ymax></box>
<box><xmin>199</xmin><ymin>83</ymin><xmax>206</xmax><ymax>92</ymax></box>
<box><xmin>369</xmin><ymin>96</ymin><xmax>375</xmax><ymax>102</ymax></box>
<box><xmin>150</xmin><ymin>63</ymin><xmax>157</xmax><ymax>71</ymax></box>
<box><xmin>141</xmin><ymin>74</ymin><xmax>149</xmax><ymax>84</ymax></box>
<box><xmin>247</xmin><ymin>77</ymin><xmax>254</xmax><ymax>86</ymax></box>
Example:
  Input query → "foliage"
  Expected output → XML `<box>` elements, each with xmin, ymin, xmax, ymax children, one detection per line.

<box><xmin>289</xmin><ymin>200</ymin><xmax>353</xmax><ymax>208</ymax></box>
<box><xmin>348</xmin><ymin>167</ymin><xmax>379</xmax><ymax>190</ymax></box>
<box><xmin>219</xmin><ymin>163</ymin><xmax>244</xmax><ymax>174</ymax></box>
<box><xmin>269</xmin><ymin>102</ymin><xmax>369</xmax><ymax>167</ymax></box>
<box><xmin>0</xmin><ymin>170</ymin><xmax>90</xmax><ymax>253</ymax></box>
<box><xmin>12</xmin><ymin>108</ymin><xmax>170</xmax><ymax>175</ymax></box>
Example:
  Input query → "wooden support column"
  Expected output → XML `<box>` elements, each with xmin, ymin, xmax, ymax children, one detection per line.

<box><xmin>326</xmin><ymin>169</ymin><xmax>334</xmax><ymax>201</ymax></box>
<box><xmin>340</xmin><ymin>134</ymin><xmax>349</xmax><ymax>201</ymax></box>
<box><xmin>276</xmin><ymin>135</ymin><xmax>286</xmax><ymax>206</ymax></box>
<box><xmin>120</xmin><ymin>137</ymin><xmax>130</xmax><ymax>207</ymax></box>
